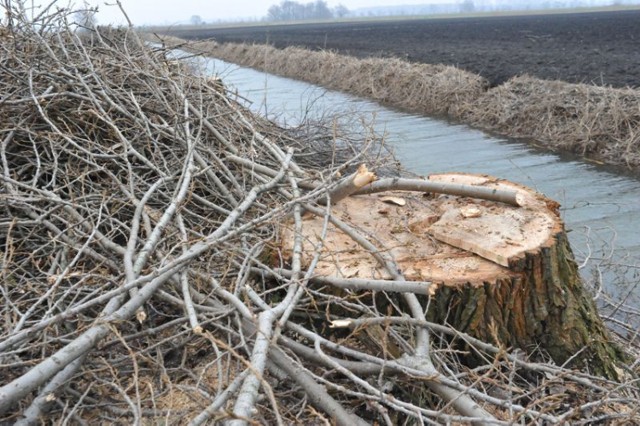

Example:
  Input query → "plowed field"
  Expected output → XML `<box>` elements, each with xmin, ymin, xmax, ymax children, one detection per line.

<box><xmin>167</xmin><ymin>9</ymin><xmax>640</xmax><ymax>88</ymax></box>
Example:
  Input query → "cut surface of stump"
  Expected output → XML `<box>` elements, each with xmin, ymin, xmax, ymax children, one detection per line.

<box><xmin>280</xmin><ymin>173</ymin><xmax>623</xmax><ymax>378</ymax></box>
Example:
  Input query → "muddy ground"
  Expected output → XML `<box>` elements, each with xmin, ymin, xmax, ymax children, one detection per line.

<box><xmin>166</xmin><ymin>9</ymin><xmax>640</xmax><ymax>89</ymax></box>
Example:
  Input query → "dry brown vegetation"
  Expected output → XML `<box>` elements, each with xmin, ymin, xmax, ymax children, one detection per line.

<box><xmin>157</xmin><ymin>36</ymin><xmax>640</xmax><ymax>172</ymax></box>
<box><xmin>458</xmin><ymin>75</ymin><xmax>640</xmax><ymax>168</ymax></box>
<box><xmin>152</xmin><ymin>37</ymin><xmax>487</xmax><ymax>117</ymax></box>
<box><xmin>2</xmin><ymin>6</ymin><xmax>640</xmax><ymax>425</ymax></box>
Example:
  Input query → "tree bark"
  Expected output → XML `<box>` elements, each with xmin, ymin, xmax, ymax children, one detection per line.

<box><xmin>427</xmin><ymin>227</ymin><xmax>624</xmax><ymax>379</ymax></box>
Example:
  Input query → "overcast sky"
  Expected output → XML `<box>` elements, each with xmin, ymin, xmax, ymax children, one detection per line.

<box><xmin>28</xmin><ymin>0</ymin><xmax>454</xmax><ymax>25</ymax></box>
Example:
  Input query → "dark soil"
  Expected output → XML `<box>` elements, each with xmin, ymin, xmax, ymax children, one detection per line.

<box><xmin>166</xmin><ymin>10</ymin><xmax>640</xmax><ymax>89</ymax></box>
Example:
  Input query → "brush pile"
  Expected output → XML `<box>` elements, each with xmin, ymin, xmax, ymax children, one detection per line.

<box><xmin>1</xmin><ymin>5</ymin><xmax>640</xmax><ymax>425</ymax></box>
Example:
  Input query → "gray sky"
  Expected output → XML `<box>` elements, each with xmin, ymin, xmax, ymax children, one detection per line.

<box><xmin>40</xmin><ymin>0</ymin><xmax>454</xmax><ymax>25</ymax></box>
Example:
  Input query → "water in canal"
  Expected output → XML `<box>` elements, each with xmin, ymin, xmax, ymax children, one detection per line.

<box><xmin>204</xmin><ymin>57</ymin><xmax>640</xmax><ymax>314</ymax></box>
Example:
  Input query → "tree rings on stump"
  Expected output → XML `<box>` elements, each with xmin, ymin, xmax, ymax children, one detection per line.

<box><xmin>280</xmin><ymin>173</ymin><xmax>623</xmax><ymax>378</ymax></box>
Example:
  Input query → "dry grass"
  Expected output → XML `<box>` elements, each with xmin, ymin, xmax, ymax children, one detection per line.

<box><xmin>458</xmin><ymin>75</ymin><xmax>640</xmax><ymax>168</ymax></box>
<box><xmin>148</xmin><ymin>35</ymin><xmax>487</xmax><ymax>117</ymax></box>
<box><xmin>151</xmin><ymin>34</ymin><xmax>640</xmax><ymax>171</ymax></box>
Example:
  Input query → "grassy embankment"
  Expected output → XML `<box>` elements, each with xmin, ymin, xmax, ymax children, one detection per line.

<box><xmin>147</xmin><ymin>34</ymin><xmax>640</xmax><ymax>172</ymax></box>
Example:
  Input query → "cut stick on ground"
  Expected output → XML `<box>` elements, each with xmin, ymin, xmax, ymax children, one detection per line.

<box><xmin>254</xmin><ymin>267</ymin><xmax>435</xmax><ymax>295</ymax></box>
<box><xmin>355</xmin><ymin>176</ymin><xmax>524</xmax><ymax>207</ymax></box>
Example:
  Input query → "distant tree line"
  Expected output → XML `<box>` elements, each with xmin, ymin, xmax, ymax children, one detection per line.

<box><xmin>267</xmin><ymin>1</ymin><xmax>349</xmax><ymax>21</ymax></box>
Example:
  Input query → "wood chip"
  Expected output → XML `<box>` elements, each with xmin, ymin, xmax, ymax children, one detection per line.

<box><xmin>380</xmin><ymin>196</ymin><xmax>406</xmax><ymax>206</ymax></box>
<box><xmin>460</xmin><ymin>206</ymin><xmax>482</xmax><ymax>218</ymax></box>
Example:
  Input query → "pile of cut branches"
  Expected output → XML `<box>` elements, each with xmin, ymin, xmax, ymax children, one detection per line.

<box><xmin>1</xmin><ymin>4</ymin><xmax>639</xmax><ymax>425</ymax></box>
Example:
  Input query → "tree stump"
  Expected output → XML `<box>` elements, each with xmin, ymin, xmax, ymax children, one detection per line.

<box><xmin>280</xmin><ymin>173</ymin><xmax>624</xmax><ymax>378</ymax></box>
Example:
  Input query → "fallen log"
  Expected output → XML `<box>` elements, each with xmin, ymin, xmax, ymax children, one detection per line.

<box><xmin>280</xmin><ymin>172</ymin><xmax>624</xmax><ymax>379</ymax></box>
